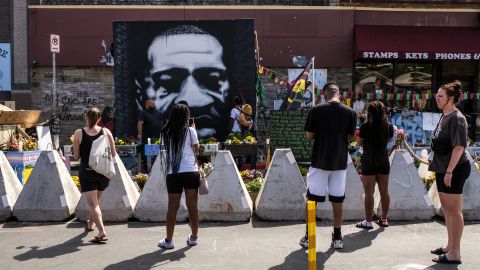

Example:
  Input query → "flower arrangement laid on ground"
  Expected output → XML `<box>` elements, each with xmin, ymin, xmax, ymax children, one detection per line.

<box><xmin>0</xmin><ymin>134</ymin><xmax>38</xmax><ymax>152</ymax></box>
<box><xmin>129</xmin><ymin>171</ymin><xmax>148</xmax><ymax>190</ymax></box>
<box><xmin>225</xmin><ymin>132</ymin><xmax>257</xmax><ymax>145</ymax></box>
<box><xmin>240</xmin><ymin>169</ymin><xmax>264</xmax><ymax>192</ymax></box>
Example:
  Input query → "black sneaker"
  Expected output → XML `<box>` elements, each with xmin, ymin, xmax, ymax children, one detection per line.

<box><xmin>331</xmin><ymin>233</ymin><xmax>343</xmax><ymax>249</ymax></box>
<box><xmin>299</xmin><ymin>235</ymin><xmax>308</xmax><ymax>248</ymax></box>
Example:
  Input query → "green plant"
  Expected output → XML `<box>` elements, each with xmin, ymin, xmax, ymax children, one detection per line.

<box><xmin>298</xmin><ymin>166</ymin><xmax>308</xmax><ymax>177</ymax></box>
<box><xmin>245</xmin><ymin>177</ymin><xmax>263</xmax><ymax>192</ymax></box>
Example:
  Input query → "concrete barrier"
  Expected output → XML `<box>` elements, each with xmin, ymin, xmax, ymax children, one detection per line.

<box><xmin>76</xmin><ymin>155</ymin><xmax>140</xmax><ymax>222</ymax></box>
<box><xmin>198</xmin><ymin>150</ymin><xmax>252</xmax><ymax>221</ymax></box>
<box><xmin>386</xmin><ymin>150</ymin><xmax>434</xmax><ymax>220</ymax></box>
<box><xmin>134</xmin><ymin>152</ymin><xmax>188</xmax><ymax>222</ymax></box>
<box><xmin>0</xmin><ymin>152</ymin><xmax>22</xmax><ymax>221</ymax></box>
<box><xmin>255</xmin><ymin>149</ymin><xmax>306</xmax><ymax>221</ymax></box>
<box><xmin>316</xmin><ymin>155</ymin><xmax>366</xmax><ymax>221</ymax></box>
<box><xmin>13</xmin><ymin>151</ymin><xmax>81</xmax><ymax>221</ymax></box>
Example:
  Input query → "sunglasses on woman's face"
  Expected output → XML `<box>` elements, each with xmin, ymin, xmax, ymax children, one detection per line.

<box><xmin>151</xmin><ymin>67</ymin><xmax>227</xmax><ymax>94</ymax></box>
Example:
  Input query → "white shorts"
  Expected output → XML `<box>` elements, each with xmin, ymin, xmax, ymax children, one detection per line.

<box><xmin>306</xmin><ymin>167</ymin><xmax>346</xmax><ymax>203</ymax></box>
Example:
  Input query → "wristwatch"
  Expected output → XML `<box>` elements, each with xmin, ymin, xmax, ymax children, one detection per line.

<box><xmin>446</xmin><ymin>171</ymin><xmax>452</xmax><ymax>174</ymax></box>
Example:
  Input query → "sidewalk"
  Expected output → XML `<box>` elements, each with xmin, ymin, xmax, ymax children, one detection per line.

<box><xmin>1</xmin><ymin>218</ymin><xmax>478</xmax><ymax>269</ymax></box>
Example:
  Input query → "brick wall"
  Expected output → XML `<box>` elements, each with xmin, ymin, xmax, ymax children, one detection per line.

<box><xmin>31</xmin><ymin>66</ymin><xmax>115</xmax><ymax>145</ymax></box>
<box><xmin>13</xmin><ymin>0</ymin><xmax>29</xmax><ymax>88</ymax></box>
<box><xmin>0</xmin><ymin>1</ymin><xmax>10</xmax><ymax>42</ymax></box>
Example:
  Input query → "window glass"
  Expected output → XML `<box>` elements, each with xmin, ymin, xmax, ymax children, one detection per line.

<box><xmin>393</xmin><ymin>63</ymin><xmax>433</xmax><ymax>111</ymax></box>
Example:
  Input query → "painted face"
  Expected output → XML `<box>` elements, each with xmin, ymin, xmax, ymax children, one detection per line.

<box><xmin>144</xmin><ymin>33</ymin><xmax>229</xmax><ymax>137</ymax></box>
<box><xmin>435</xmin><ymin>88</ymin><xmax>451</xmax><ymax>110</ymax></box>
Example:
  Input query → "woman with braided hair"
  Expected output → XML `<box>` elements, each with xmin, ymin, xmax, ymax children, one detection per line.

<box><xmin>356</xmin><ymin>101</ymin><xmax>394</xmax><ymax>229</ymax></box>
<box><xmin>158</xmin><ymin>104</ymin><xmax>201</xmax><ymax>249</ymax></box>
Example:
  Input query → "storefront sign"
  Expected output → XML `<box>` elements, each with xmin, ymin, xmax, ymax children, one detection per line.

<box><xmin>0</xmin><ymin>43</ymin><xmax>11</xmax><ymax>91</ymax></box>
<box><xmin>360</xmin><ymin>51</ymin><xmax>480</xmax><ymax>60</ymax></box>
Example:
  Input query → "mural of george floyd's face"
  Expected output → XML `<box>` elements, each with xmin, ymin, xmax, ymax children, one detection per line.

<box><xmin>142</xmin><ymin>33</ymin><xmax>230</xmax><ymax>138</ymax></box>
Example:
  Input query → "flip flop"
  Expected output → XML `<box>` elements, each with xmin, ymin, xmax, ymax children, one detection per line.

<box><xmin>89</xmin><ymin>236</ymin><xmax>109</xmax><ymax>243</ymax></box>
<box><xmin>430</xmin><ymin>247</ymin><xmax>446</xmax><ymax>255</ymax></box>
<box><xmin>432</xmin><ymin>254</ymin><xmax>462</xmax><ymax>264</ymax></box>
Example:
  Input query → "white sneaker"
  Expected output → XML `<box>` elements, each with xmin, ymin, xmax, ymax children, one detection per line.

<box><xmin>299</xmin><ymin>235</ymin><xmax>308</xmax><ymax>248</ymax></box>
<box><xmin>158</xmin><ymin>238</ymin><xmax>174</xmax><ymax>249</ymax></box>
<box><xmin>186</xmin><ymin>234</ymin><xmax>198</xmax><ymax>246</ymax></box>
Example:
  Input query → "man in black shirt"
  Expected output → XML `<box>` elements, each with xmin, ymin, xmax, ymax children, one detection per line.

<box><xmin>137</xmin><ymin>100</ymin><xmax>163</xmax><ymax>172</ymax></box>
<box><xmin>300</xmin><ymin>82</ymin><xmax>356</xmax><ymax>250</ymax></box>
<box><xmin>137</xmin><ymin>100</ymin><xmax>163</xmax><ymax>143</ymax></box>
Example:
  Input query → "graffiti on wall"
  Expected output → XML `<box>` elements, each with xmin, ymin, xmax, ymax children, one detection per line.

<box><xmin>42</xmin><ymin>91</ymin><xmax>104</xmax><ymax>122</ymax></box>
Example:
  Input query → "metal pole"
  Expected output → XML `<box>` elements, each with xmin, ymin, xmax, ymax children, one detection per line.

<box><xmin>311</xmin><ymin>57</ymin><xmax>315</xmax><ymax>106</ymax></box>
<box><xmin>307</xmin><ymin>200</ymin><xmax>317</xmax><ymax>270</ymax></box>
<box><xmin>52</xmin><ymin>52</ymin><xmax>56</xmax><ymax>115</ymax></box>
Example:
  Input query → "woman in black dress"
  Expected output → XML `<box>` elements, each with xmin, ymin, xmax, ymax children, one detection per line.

<box><xmin>73</xmin><ymin>108</ymin><xmax>117</xmax><ymax>243</ymax></box>
<box><xmin>356</xmin><ymin>101</ymin><xmax>393</xmax><ymax>229</ymax></box>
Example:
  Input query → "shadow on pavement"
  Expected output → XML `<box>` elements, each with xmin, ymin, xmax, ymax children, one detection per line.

<box><xmin>423</xmin><ymin>263</ymin><xmax>459</xmax><ymax>270</ymax></box>
<box><xmin>337</xmin><ymin>227</ymin><xmax>383</xmax><ymax>253</ymax></box>
<box><xmin>104</xmin><ymin>245</ymin><xmax>191</xmax><ymax>270</ymax></box>
<box><xmin>269</xmin><ymin>227</ymin><xmax>384</xmax><ymax>269</ymax></box>
<box><xmin>13</xmin><ymin>231</ymin><xmax>88</xmax><ymax>261</ymax></box>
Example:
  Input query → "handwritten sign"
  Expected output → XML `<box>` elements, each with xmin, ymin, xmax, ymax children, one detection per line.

<box><xmin>269</xmin><ymin>110</ymin><xmax>312</xmax><ymax>162</ymax></box>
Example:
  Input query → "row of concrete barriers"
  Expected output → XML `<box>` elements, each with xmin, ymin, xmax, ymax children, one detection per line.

<box><xmin>1</xmin><ymin>148</ymin><xmax>479</xmax><ymax>222</ymax></box>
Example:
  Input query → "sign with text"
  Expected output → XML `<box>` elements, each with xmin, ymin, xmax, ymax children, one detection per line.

<box><xmin>0</xmin><ymin>43</ymin><xmax>11</xmax><ymax>91</ymax></box>
<box><xmin>359</xmin><ymin>51</ymin><xmax>480</xmax><ymax>60</ymax></box>
<box><xmin>269</xmin><ymin>110</ymin><xmax>312</xmax><ymax>162</ymax></box>
<box><xmin>50</xmin><ymin>34</ymin><xmax>60</xmax><ymax>53</ymax></box>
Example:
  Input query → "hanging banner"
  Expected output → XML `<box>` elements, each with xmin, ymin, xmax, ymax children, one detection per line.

<box><xmin>0</xmin><ymin>43</ymin><xmax>11</xmax><ymax>91</ymax></box>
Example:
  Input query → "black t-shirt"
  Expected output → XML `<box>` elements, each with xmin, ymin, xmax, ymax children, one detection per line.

<box><xmin>359</xmin><ymin>122</ymin><xmax>394</xmax><ymax>170</ymax></box>
<box><xmin>304</xmin><ymin>102</ymin><xmax>356</xmax><ymax>170</ymax></box>
<box><xmin>138</xmin><ymin>109</ymin><xmax>163</xmax><ymax>141</ymax></box>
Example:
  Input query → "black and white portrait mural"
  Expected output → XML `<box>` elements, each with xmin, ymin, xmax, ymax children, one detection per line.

<box><xmin>113</xmin><ymin>20</ymin><xmax>256</xmax><ymax>140</ymax></box>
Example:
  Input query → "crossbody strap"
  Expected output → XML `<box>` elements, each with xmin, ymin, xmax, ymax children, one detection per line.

<box><xmin>433</xmin><ymin>114</ymin><xmax>444</xmax><ymax>138</ymax></box>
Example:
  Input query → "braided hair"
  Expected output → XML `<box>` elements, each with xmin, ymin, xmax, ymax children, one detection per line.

<box><xmin>160</xmin><ymin>104</ymin><xmax>190</xmax><ymax>174</ymax></box>
<box><xmin>365</xmin><ymin>101</ymin><xmax>389</xmax><ymax>164</ymax></box>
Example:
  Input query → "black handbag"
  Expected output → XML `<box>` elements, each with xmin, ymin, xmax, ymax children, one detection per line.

<box><xmin>431</xmin><ymin>114</ymin><xmax>452</xmax><ymax>155</ymax></box>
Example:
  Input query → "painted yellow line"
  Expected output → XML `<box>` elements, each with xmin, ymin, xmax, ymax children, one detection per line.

<box><xmin>307</xmin><ymin>200</ymin><xmax>316</xmax><ymax>270</ymax></box>
<box><xmin>27</xmin><ymin>5</ymin><xmax>480</xmax><ymax>12</ymax></box>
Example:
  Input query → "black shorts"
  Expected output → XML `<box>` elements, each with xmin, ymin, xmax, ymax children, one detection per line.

<box><xmin>435</xmin><ymin>161</ymin><xmax>470</xmax><ymax>194</ymax></box>
<box><xmin>166</xmin><ymin>171</ymin><xmax>200</xmax><ymax>194</ymax></box>
<box><xmin>79</xmin><ymin>168</ymin><xmax>110</xmax><ymax>193</ymax></box>
<box><xmin>361</xmin><ymin>158</ymin><xmax>390</xmax><ymax>176</ymax></box>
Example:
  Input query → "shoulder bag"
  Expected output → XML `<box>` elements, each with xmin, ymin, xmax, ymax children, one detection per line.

<box><xmin>89</xmin><ymin>128</ymin><xmax>116</xmax><ymax>178</ymax></box>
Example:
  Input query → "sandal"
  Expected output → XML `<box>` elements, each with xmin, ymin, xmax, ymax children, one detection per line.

<box><xmin>430</xmin><ymin>247</ymin><xmax>447</xmax><ymax>255</ymax></box>
<box><xmin>432</xmin><ymin>254</ymin><xmax>461</xmax><ymax>264</ymax></box>
<box><xmin>89</xmin><ymin>235</ymin><xmax>108</xmax><ymax>243</ymax></box>
<box><xmin>355</xmin><ymin>220</ymin><xmax>373</xmax><ymax>230</ymax></box>
<box><xmin>375</xmin><ymin>218</ymin><xmax>389</xmax><ymax>227</ymax></box>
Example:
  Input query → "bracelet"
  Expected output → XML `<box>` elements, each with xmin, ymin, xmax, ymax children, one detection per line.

<box><xmin>446</xmin><ymin>172</ymin><xmax>452</xmax><ymax>174</ymax></box>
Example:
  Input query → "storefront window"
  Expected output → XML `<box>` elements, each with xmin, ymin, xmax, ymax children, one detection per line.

<box><xmin>354</xmin><ymin>62</ymin><xmax>393</xmax><ymax>95</ymax></box>
<box><xmin>394</xmin><ymin>63</ymin><xmax>433</xmax><ymax>111</ymax></box>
